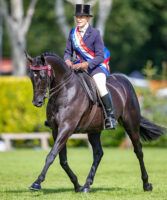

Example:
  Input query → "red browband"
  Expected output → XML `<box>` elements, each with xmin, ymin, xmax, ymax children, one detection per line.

<box><xmin>29</xmin><ymin>65</ymin><xmax>52</xmax><ymax>77</ymax></box>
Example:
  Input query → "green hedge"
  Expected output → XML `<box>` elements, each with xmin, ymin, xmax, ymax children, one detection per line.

<box><xmin>0</xmin><ymin>76</ymin><xmax>48</xmax><ymax>133</ymax></box>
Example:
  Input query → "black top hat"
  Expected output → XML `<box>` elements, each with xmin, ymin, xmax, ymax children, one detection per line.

<box><xmin>74</xmin><ymin>4</ymin><xmax>93</xmax><ymax>17</ymax></box>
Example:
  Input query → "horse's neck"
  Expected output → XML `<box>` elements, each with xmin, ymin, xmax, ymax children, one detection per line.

<box><xmin>46</xmin><ymin>55</ymin><xmax>71</xmax><ymax>83</ymax></box>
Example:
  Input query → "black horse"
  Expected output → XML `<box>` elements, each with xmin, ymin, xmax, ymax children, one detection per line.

<box><xmin>26</xmin><ymin>52</ymin><xmax>165</xmax><ymax>193</ymax></box>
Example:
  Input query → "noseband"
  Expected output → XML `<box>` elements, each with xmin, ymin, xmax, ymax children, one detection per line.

<box><xmin>29</xmin><ymin>65</ymin><xmax>52</xmax><ymax>77</ymax></box>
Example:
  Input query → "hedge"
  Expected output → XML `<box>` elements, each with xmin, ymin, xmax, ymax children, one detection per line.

<box><xmin>0</xmin><ymin>76</ymin><xmax>47</xmax><ymax>133</ymax></box>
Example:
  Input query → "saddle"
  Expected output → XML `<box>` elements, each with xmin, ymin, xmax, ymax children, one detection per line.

<box><xmin>75</xmin><ymin>70</ymin><xmax>115</xmax><ymax>131</ymax></box>
<box><xmin>75</xmin><ymin>70</ymin><xmax>99</xmax><ymax>105</ymax></box>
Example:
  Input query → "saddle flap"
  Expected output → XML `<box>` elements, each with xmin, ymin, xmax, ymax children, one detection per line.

<box><xmin>76</xmin><ymin>70</ymin><xmax>98</xmax><ymax>104</ymax></box>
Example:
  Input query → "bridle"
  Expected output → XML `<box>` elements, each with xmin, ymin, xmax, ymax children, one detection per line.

<box><xmin>29</xmin><ymin>64</ymin><xmax>52</xmax><ymax>100</ymax></box>
<box><xmin>29</xmin><ymin>64</ymin><xmax>52</xmax><ymax>77</ymax></box>
<box><xmin>29</xmin><ymin>63</ymin><xmax>74</xmax><ymax>100</ymax></box>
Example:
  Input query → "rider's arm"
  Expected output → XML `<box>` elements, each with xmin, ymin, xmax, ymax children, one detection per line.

<box><xmin>64</xmin><ymin>30</ymin><xmax>73</xmax><ymax>62</ymax></box>
<box><xmin>87</xmin><ymin>30</ymin><xmax>104</xmax><ymax>69</ymax></box>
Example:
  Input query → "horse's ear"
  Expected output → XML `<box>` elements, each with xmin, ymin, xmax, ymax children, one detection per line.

<box><xmin>41</xmin><ymin>54</ymin><xmax>45</xmax><ymax>64</ymax></box>
<box><xmin>24</xmin><ymin>50</ymin><xmax>33</xmax><ymax>65</ymax></box>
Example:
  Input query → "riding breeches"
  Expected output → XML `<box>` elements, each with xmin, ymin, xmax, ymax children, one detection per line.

<box><xmin>92</xmin><ymin>73</ymin><xmax>108</xmax><ymax>97</ymax></box>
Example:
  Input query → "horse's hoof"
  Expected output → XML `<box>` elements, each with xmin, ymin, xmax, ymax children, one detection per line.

<box><xmin>79</xmin><ymin>186</ymin><xmax>90</xmax><ymax>193</ymax></box>
<box><xmin>74</xmin><ymin>184</ymin><xmax>82</xmax><ymax>193</ymax></box>
<box><xmin>83</xmin><ymin>187</ymin><xmax>90</xmax><ymax>193</ymax></box>
<box><xmin>75</xmin><ymin>185</ymin><xmax>82</xmax><ymax>193</ymax></box>
<box><xmin>144</xmin><ymin>183</ymin><xmax>153</xmax><ymax>191</ymax></box>
<box><xmin>29</xmin><ymin>182</ymin><xmax>41</xmax><ymax>191</ymax></box>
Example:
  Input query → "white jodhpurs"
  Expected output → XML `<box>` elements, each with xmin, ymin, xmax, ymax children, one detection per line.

<box><xmin>92</xmin><ymin>73</ymin><xmax>108</xmax><ymax>97</ymax></box>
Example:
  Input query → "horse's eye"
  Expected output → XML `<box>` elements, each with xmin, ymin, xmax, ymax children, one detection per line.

<box><xmin>34</xmin><ymin>73</ymin><xmax>37</xmax><ymax>77</ymax></box>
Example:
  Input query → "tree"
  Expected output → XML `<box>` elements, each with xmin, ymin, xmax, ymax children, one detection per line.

<box><xmin>0</xmin><ymin>6</ymin><xmax>3</xmax><ymax>65</ymax></box>
<box><xmin>105</xmin><ymin>0</ymin><xmax>167</xmax><ymax>73</ymax></box>
<box><xmin>0</xmin><ymin>0</ymin><xmax>38</xmax><ymax>75</ymax></box>
<box><xmin>2</xmin><ymin>1</ymin><xmax>167</xmax><ymax>74</ymax></box>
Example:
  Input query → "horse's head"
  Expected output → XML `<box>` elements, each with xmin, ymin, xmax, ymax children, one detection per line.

<box><xmin>25</xmin><ymin>52</ymin><xmax>51</xmax><ymax>107</ymax></box>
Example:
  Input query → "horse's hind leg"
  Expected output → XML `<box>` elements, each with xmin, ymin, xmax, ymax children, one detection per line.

<box><xmin>81</xmin><ymin>133</ymin><xmax>103</xmax><ymax>192</ymax></box>
<box><xmin>125</xmin><ymin>128</ymin><xmax>153</xmax><ymax>191</ymax></box>
<box><xmin>59</xmin><ymin>145</ymin><xmax>81</xmax><ymax>192</ymax></box>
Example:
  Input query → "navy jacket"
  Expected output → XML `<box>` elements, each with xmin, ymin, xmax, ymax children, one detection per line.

<box><xmin>64</xmin><ymin>25</ymin><xmax>105</xmax><ymax>74</ymax></box>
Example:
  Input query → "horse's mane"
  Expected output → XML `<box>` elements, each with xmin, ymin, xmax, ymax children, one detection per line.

<box><xmin>42</xmin><ymin>52</ymin><xmax>67</xmax><ymax>68</ymax></box>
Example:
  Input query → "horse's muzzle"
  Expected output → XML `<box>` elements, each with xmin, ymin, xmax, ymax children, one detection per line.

<box><xmin>32</xmin><ymin>97</ymin><xmax>44</xmax><ymax>107</ymax></box>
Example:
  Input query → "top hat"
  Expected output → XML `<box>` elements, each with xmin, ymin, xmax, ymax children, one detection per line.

<box><xmin>74</xmin><ymin>4</ymin><xmax>93</xmax><ymax>17</ymax></box>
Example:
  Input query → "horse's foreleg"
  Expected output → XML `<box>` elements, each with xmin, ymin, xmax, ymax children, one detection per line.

<box><xmin>59</xmin><ymin>145</ymin><xmax>81</xmax><ymax>192</ymax></box>
<box><xmin>81</xmin><ymin>133</ymin><xmax>103</xmax><ymax>192</ymax></box>
<box><xmin>29</xmin><ymin>130</ymin><xmax>70</xmax><ymax>191</ymax></box>
<box><xmin>129</xmin><ymin>133</ymin><xmax>153</xmax><ymax>191</ymax></box>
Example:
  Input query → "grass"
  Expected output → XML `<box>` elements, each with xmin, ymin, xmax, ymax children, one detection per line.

<box><xmin>0</xmin><ymin>147</ymin><xmax>166</xmax><ymax>200</ymax></box>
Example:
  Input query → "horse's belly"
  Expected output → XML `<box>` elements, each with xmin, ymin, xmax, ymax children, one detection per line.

<box><xmin>75</xmin><ymin>106</ymin><xmax>104</xmax><ymax>133</ymax></box>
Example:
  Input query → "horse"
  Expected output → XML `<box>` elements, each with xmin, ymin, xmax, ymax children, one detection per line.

<box><xmin>26</xmin><ymin>52</ymin><xmax>165</xmax><ymax>193</ymax></box>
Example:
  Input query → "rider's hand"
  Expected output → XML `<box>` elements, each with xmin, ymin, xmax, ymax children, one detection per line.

<box><xmin>72</xmin><ymin>62</ymin><xmax>88</xmax><ymax>70</ymax></box>
<box><xmin>65</xmin><ymin>59</ymin><xmax>73</xmax><ymax>68</ymax></box>
<box><xmin>80</xmin><ymin>62</ymin><xmax>89</xmax><ymax>70</ymax></box>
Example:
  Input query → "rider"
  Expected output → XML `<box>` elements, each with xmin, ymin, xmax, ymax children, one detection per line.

<box><xmin>64</xmin><ymin>4</ymin><xmax>116</xmax><ymax>129</ymax></box>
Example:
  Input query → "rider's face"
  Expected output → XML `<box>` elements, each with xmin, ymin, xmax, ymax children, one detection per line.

<box><xmin>75</xmin><ymin>16</ymin><xmax>90</xmax><ymax>28</ymax></box>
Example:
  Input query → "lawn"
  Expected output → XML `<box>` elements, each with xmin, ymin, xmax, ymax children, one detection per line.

<box><xmin>0</xmin><ymin>147</ymin><xmax>166</xmax><ymax>200</ymax></box>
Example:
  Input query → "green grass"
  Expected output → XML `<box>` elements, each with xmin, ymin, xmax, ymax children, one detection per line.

<box><xmin>0</xmin><ymin>147</ymin><xmax>166</xmax><ymax>200</ymax></box>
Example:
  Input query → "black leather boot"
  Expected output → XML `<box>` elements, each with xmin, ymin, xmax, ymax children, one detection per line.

<box><xmin>101</xmin><ymin>93</ymin><xmax>116</xmax><ymax>129</ymax></box>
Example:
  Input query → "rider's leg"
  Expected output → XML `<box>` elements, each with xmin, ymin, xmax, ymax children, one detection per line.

<box><xmin>92</xmin><ymin>73</ymin><xmax>116</xmax><ymax>129</ymax></box>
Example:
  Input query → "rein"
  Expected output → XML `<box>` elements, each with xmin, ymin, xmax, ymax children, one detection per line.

<box><xmin>49</xmin><ymin>71</ymin><xmax>73</xmax><ymax>99</ymax></box>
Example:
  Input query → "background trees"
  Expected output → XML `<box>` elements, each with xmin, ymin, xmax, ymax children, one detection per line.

<box><xmin>1</xmin><ymin>0</ymin><xmax>167</xmax><ymax>75</ymax></box>
<box><xmin>0</xmin><ymin>0</ymin><xmax>38</xmax><ymax>75</ymax></box>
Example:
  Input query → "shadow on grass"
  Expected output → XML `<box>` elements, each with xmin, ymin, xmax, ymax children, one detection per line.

<box><xmin>2</xmin><ymin>186</ymin><xmax>130</xmax><ymax>195</ymax></box>
<box><xmin>91</xmin><ymin>187</ymin><xmax>129</xmax><ymax>193</ymax></box>
<box><xmin>42</xmin><ymin>187</ymin><xmax>128</xmax><ymax>194</ymax></box>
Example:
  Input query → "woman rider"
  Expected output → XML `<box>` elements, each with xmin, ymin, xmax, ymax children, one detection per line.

<box><xmin>64</xmin><ymin>4</ymin><xmax>116</xmax><ymax>129</ymax></box>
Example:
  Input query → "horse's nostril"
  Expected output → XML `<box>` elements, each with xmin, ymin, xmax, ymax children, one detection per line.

<box><xmin>38</xmin><ymin>100</ymin><xmax>43</xmax><ymax>104</ymax></box>
<box><xmin>32</xmin><ymin>99</ymin><xmax>43</xmax><ymax>107</ymax></box>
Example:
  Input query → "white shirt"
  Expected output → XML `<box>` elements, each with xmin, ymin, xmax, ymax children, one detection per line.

<box><xmin>78</xmin><ymin>23</ymin><xmax>89</xmax><ymax>37</ymax></box>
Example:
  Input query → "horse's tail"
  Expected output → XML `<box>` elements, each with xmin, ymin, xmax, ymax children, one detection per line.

<box><xmin>139</xmin><ymin>116</ymin><xmax>166</xmax><ymax>141</ymax></box>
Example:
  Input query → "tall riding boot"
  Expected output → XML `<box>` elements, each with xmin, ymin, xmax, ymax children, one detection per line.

<box><xmin>101</xmin><ymin>93</ymin><xmax>117</xmax><ymax>129</ymax></box>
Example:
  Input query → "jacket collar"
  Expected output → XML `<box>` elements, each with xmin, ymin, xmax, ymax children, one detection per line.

<box><xmin>83</xmin><ymin>24</ymin><xmax>92</xmax><ymax>41</ymax></box>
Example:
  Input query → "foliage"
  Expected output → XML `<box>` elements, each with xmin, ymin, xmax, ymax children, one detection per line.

<box><xmin>161</xmin><ymin>61</ymin><xmax>167</xmax><ymax>80</ymax></box>
<box><xmin>0</xmin><ymin>148</ymin><xmax>167</xmax><ymax>200</ymax></box>
<box><xmin>101</xmin><ymin>126</ymin><xmax>125</xmax><ymax>147</ymax></box>
<box><xmin>2</xmin><ymin>0</ymin><xmax>167</xmax><ymax>74</ymax></box>
<box><xmin>135</xmin><ymin>87</ymin><xmax>167</xmax><ymax>147</ymax></box>
<box><xmin>106</xmin><ymin>0</ymin><xmax>167</xmax><ymax>73</ymax></box>
<box><xmin>142</xmin><ymin>60</ymin><xmax>158</xmax><ymax>80</ymax></box>
<box><xmin>0</xmin><ymin>77</ymin><xmax>48</xmax><ymax>133</ymax></box>
<box><xmin>135</xmin><ymin>87</ymin><xmax>167</xmax><ymax>126</ymax></box>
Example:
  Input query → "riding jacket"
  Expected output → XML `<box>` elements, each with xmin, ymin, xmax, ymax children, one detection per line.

<box><xmin>64</xmin><ymin>25</ymin><xmax>107</xmax><ymax>76</ymax></box>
